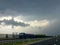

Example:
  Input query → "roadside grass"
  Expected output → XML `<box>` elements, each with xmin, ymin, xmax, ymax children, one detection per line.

<box><xmin>0</xmin><ymin>38</ymin><xmax>51</xmax><ymax>45</ymax></box>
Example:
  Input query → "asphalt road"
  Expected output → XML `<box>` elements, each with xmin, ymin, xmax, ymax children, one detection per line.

<box><xmin>30</xmin><ymin>37</ymin><xmax>60</xmax><ymax>45</ymax></box>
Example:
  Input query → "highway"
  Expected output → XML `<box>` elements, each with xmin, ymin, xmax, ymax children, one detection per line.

<box><xmin>30</xmin><ymin>37</ymin><xmax>60</xmax><ymax>45</ymax></box>
<box><xmin>0</xmin><ymin>37</ymin><xmax>60</xmax><ymax>45</ymax></box>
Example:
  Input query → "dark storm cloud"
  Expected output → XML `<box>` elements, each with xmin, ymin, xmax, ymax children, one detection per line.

<box><xmin>0</xmin><ymin>0</ymin><xmax>60</xmax><ymax>17</ymax></box>
<box><xmin>0</xmin><ymin>0</ymin><xmax>60</xmax><ymax>35</ymax></box>
<box><xmin>0</xmin><ymin>19</ymin><xmax>29</xmax><ymax>27</ymax></box>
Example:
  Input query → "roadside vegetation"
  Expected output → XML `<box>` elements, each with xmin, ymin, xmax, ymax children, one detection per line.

<box><xmin>0</xmin><ymin>38</ymin><xmax>51</xmax><ymax>45</ymax></box>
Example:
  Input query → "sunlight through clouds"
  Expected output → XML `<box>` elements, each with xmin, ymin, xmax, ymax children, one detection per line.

<box><xmin>0</xmin><ymin>16</ymin><xmax>50</xmax><ymax>28</ymax></box>
<box><xmin>28</xmin><ymin>20</ymin><xmax>49</xmax><ymax>27</ymax></box>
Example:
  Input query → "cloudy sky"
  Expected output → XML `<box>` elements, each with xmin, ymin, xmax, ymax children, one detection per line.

<box><xmin>0</xmin><ymin>0</ymin><xmax>60</xmax><ymax>35</ymax></box>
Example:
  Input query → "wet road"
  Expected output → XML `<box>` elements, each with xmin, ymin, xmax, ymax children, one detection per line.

<box><xmin>30</xmin><ymin>37</ymin><xmax>60</xmax><ymax>45</ymax></box>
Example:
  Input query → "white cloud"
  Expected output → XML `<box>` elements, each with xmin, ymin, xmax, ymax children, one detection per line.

<box><xmin>13</xmin><ymin>16</ymin><xmax>50</xmax><ymax>27</ymax></box>
<box><xmin>28</xmin><ymin>20</ymin><xmax>50</xmax><ymax>27</ymax></box>
<box><xmin>14</xmin><ymin>16</ymin><xmax>24</xmax><ymax>22</ymax></box>
<box><xmin>0</xmin><ymin>25</ymin><xmax>12</xmax><ymax>29</ymax></box>
<box><xmin>0</xmin><ymin>16</ymin><xmax>56</xmax><ymax>35</ymax></box>
<box><xmin>0</xmin><ymin>16</ymin><xmax>51</xmax><ymax>28</ymax></box>
<box><xmin>0</xmin><ymin>16</ymin><xmax>12</xmax><ymax>20</ymax></box>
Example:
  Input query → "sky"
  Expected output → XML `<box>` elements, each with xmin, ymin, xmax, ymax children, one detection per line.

<box><xmin>0</xmin><ymin>0</ymin><xmax>60</xmax><ymax>35</ymax></box>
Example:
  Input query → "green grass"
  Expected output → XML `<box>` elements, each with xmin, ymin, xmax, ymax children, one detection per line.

<box><xmin>0</xmin><ymin>38</ymin><xmax>51</xmax><ymax>45</ymax></box>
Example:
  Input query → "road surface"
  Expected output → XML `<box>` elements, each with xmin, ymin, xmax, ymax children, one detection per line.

<box><xmin>30</xmin><ymin>37</ymin><xmax>60</xmax><ymax>45</ymax></box>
